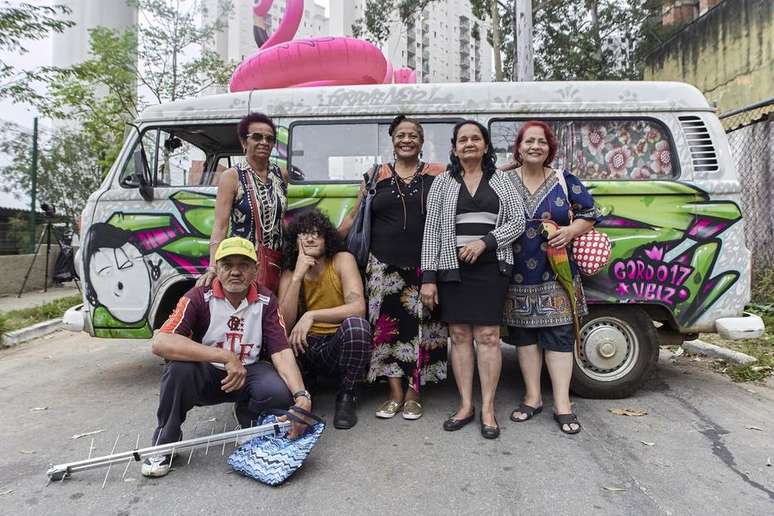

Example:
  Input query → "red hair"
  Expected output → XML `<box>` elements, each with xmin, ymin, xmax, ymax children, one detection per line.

<box><xmin>513</xmin><ymin>120</ymin><xmax>557</xmax><ymax>166</ymax></box>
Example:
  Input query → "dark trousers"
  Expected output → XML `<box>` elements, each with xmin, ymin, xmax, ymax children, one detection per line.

<box><xmin>152</xmin><ymin>360</ymin><xmax>292</xmax><ymax>446</ymax></box>
<box><xmin>299</xmin><ymin>316</ymin><xmax>372</xmax><ymax>393</ymax></box>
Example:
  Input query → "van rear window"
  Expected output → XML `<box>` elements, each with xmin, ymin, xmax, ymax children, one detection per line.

<box><xmin>289</xmin><ymin>121</ymin><xmax>457</xmax><ymax>182</ymax></box>
<box><xmin>490</xmin><ymin>119</ymin><xmax>676</xmax><ymax>180</ymax></box>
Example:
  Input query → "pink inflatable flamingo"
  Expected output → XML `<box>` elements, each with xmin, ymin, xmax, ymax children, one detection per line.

<box><xmin>229</xmin><ymin>0</ymin><xmax>417</xmax><ymax>92</ymax></box>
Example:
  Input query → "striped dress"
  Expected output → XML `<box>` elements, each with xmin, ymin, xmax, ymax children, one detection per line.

<box><xmin>437</xmin><ymin>176</ymin><xmax>510</xmax><ymax>325</ymax></box>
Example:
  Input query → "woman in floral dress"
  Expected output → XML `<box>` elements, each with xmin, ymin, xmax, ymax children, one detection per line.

<box><xmin>501</xmin><ymin>121</ymin><xmax>601</xmax><ymax>434</ymax></box>
<box><xmin>339</xmin><ymin>115</ymin><xmax>448</xmax><ymax>420</ymax></box>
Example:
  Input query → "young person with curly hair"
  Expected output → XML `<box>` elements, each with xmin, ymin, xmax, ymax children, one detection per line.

<box><xmin>278</xmin><ymin>209</ymin><xmax>372</xmax><ymax>429</ymax></box>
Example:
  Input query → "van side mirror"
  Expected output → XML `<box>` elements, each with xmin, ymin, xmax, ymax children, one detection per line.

<box><xmin>133</xmin><ymin>148</ymin><xmax>154</xmax><ymax>202</ymax></box>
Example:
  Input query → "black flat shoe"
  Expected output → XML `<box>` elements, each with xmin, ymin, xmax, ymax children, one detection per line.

<box><xmin>480</xmin><ymin>415</ymin><xmax>500</xmax><ymax>439</ymax></box>
<box><xmin>333</xmin><ymin>391</ymin><xmax>359</xmax><ymax>429</ymax></box>
<box><xmin>442</xmin><ymin>408</ymin><xmax>475</xmax><ymax>431</ymax></box>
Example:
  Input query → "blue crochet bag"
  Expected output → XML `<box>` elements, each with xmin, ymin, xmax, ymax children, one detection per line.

<box><xmin>228</xmin><ymin>407</ymin><xmax>325</xmax><ymax>486</ymax></box>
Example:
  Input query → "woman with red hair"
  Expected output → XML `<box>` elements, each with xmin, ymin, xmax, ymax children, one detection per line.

<box><xmin>500</xmin><ymin>121</ymin><xmax>601</xmax><ymax>434</ymax></box>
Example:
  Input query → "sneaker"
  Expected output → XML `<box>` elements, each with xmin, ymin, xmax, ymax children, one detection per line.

<box><xmin>402</xmin><ymin>400</ymin><xmax>423</xmax><ymax>420</ymax></box>
<box><xmin>141</xmin><ymin>455</ymin><xmax>172</xmax><ymax>478</ymax></box>
<box><xmin>375</xmin><ymin>399</ymin><xmax>403</xmax><ymax>419</ymax></box>
<box><xmin>333</xmin><ymin>391</ymin><xmax>358</xmax><ymax>429</ymax></box>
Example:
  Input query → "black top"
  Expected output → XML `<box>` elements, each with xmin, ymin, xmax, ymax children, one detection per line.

<box><xmin>454</xmin><ymin>176</ymin><xmax>499</xmax><ymax>264</ymax></box>
<box><xmin>370</xmin><ymin>172</ymin><xmax>436</xmax><ymax>268</ymax></box>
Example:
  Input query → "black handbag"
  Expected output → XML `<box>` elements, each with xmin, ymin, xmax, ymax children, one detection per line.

<box><xmin>346</xmin><ymin>164</ymin><xmax>380</xmax><ymax>267</ymax></box>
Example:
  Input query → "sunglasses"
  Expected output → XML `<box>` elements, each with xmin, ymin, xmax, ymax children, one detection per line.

<box><xmin>246</xmin><ymin>132</ymin><xmax>276</xmax><ymax>144</ymax></box>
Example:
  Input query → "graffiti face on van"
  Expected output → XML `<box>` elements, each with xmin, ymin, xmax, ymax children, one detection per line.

<box><xmin>84</xmin><ymin>223</ymin><xmax>151</xmax><ymax>324</ymax></box>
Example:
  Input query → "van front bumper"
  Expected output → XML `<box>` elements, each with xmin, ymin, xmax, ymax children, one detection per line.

<box><xmin>715</xmin><ymin>313</ymin><xmax>765</xmax><ymax>340</ymax></box>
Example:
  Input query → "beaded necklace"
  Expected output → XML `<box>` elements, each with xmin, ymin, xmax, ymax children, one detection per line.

<box><xmin>241</xmin><ymin>161</ymin><xmax>279</xmax><ymax>247</ymax></box>
<box><xmin>388</xmin><ymin>160</ymin><xmax>425</xmax><ymax>230</ymax></box>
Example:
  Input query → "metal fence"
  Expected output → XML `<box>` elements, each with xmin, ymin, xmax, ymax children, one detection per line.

<box><xmin>0</xmin><ymin>220</ymin><xmax>73</xmax><ymax>256</ymax></box>
<box><xmin>720</xmin><ymin>98</ymin><xmax>774</xmax><ymax>275</ymax></box>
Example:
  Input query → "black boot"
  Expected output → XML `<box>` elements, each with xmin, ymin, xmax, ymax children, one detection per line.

<box><xmin>333</xmin><ymin>391</ymin><xmax>358</xmax><ymax>429</ymax></box>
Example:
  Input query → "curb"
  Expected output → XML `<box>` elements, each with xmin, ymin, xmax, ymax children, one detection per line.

<box><xmin>0</xmin><ymin>319</ymin><xmax>62</xmax><ymax>349</ymax></box>
<box><xmin>682</xmin><ymin>339</ymin><xmax>758</xmax><ymax>366</ymax></box>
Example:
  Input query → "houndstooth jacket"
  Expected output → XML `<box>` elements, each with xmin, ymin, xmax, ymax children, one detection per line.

<box><xmin>421</xmin><ymin>169</ymin><xmax>526</xmax><ymax>283</ymax></box>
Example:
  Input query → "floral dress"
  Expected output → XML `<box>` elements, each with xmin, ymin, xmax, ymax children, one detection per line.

<box><xmin>365</xmin><ymin>163</ymin><xmax>448</xmax><ymax>389</ymax></box>
<box><xmin>503</xmin><ymin>169</ymin><xmax>601</xmax><ymax>328</ymax></box>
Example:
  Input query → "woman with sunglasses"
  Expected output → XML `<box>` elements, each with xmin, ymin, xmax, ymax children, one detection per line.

<box><xmin>198</xmin><ymin>112</ymin><xmax>287</xmax><ymax>293</ymax></box>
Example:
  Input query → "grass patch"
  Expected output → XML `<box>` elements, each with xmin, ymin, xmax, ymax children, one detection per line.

<box><xmin>751</xmin><ymin>267</ymin><xmax>774</xmax><ymax>305</ymax></box>
<box><xmin>701</xmin><ymin>303</ymin><xmax>774</xmax><ymax>382</ymax></box>
<box><xmin>0</xmin><ymin>294</ymin><xmax>83</xmax><ymax>335</ymax></box>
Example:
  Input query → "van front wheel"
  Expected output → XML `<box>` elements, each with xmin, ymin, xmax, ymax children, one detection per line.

<box><xmin>571</xmin><ymin>306</ymin><xmax>659</xmax><ymax>399</ymax></box>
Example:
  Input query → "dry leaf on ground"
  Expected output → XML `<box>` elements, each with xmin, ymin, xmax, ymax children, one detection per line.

<box><xmin>609</xmin><ymin>408</ymin><xmax>648</xmax><ymax>417</ymax></box>
<box><xmin>603</xmin><ymin>486</ymin><xmax>627</xmax><ymax>492</ymax></box>
<box><xmin>745</xmin><ymin>426</ymin><xmax>763</xmax><ymax>431</ymax></box>
<box><xmin>29</xmin><ymin>407</ymin><xmax>48</xmax><ymax>412</ymax></box>
<box><xmin>72</xmin><ymin>429</ymin><xmax>105</xmax><ymax>440</ymax></box>
<box><xmin>640</xmin><ymin>441</ymin><xmax>655</xmax><ymax>446</ymax></box>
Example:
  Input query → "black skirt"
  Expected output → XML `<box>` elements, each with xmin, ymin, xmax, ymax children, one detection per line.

<box><xmin>437</xmin><ymin>260</ymin><xmax>508</xmax><ymax>325</ymax></box>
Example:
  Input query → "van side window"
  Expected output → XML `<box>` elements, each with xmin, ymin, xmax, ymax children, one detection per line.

<box><xmin>490</xmin><ymin>119</ymin><xmax>676</xmax><ymax>180</ymax></box>
<box><xmin>289</xmin><ymin>121</ymin><xmax>456</xmax><ymax>182</ymax></box>
<box><xmin>119</xmin><ymin>127</ymin><xmax>239</xmax><ymax>188</ymax></box>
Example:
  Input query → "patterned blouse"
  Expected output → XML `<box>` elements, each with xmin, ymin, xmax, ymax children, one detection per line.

<box><xmin>503</xmin><ymin>169</ymin><xmax>602</xmax><ymax>328</ymax></box>
<box><xmin>230</xmin><ymin>161</ymin><xmax>287</xmax><ymax>252</ymax></box>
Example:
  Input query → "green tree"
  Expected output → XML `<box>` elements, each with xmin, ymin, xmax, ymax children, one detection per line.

<box><xmin>0</xmin><ymin>122</ymin><xmax>104</xmax><ymax>223</ymax></box>
<box><xmin>472</xmin><ymin>0</ymin><xmax>659</xmax><ymax>81</ymax></box>
<box><xmin>0</xmin><ymin>2</ymin><xmax>74</xmax><ymax>101</ymax></box>
<box><xmin>4</xmin><ymin>0</ymin><xmax>237</xmax><ymax>229</ymax></box>
<box><xmin>352</xmin><ymin>0</ymin><xmax>442</xmax><ymax>46</ymax></box>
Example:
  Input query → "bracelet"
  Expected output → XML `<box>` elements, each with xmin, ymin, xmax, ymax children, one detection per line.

<box><xmin>292</xmin><ymin>389</ymin><xmax>311</xmax><ymax>401</ymax></box>
<box><xmin>208</xmin><ymin>240</ymin><xmax>222</xmax><ymax>247</ymax></box>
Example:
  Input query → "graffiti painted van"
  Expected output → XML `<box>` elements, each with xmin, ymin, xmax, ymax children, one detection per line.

<box><xmin>66</xmin><ymin>81</ymin><xmax>763</xmax><ymax>398</ymax></box>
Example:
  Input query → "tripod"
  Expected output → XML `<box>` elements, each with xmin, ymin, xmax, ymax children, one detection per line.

<box><xmin>17</xmin><ymin>215</ymin><xmax>80</xmax><ymax>298</ymax></box>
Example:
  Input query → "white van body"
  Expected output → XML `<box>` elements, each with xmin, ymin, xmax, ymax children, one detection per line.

<box><xmin>69</xmin><ymin>81</ymin><xmax>761</xmax><ymax>397</ymax></box>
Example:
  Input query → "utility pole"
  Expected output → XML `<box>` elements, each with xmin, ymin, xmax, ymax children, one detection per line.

<box><xmin>28</xmin><ymin>117</ymin><xmax>38</xmax><ymax>254</ymax></box>
<box><xmin>491</xmin><ymin>1</ymin><xmax>503</xmax><ymax>81</ymax></box>
<box><xmin>513</xmin><ymin>0</ymin><xmax>534</xmax><ymax>81</ymax></box>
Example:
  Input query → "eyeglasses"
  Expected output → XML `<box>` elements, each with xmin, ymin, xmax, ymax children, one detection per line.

<box><xmin>246</xmin><ymin>132</ymin><xmax>276</xmax><ymax>144</ymax></box>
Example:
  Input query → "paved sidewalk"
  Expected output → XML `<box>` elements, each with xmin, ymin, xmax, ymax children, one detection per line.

<box><xmin>0</xmin><ymin>282</ymin><xmax>81</xmax><ymax>314</ymax></box>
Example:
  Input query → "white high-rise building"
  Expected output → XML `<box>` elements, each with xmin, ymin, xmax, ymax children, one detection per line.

<box><xmin>51</xmin><ymin>0</ymin><xmax>138</xmax><ymax>68</ymax></box>
<box><xmin>331</xmin><ymin>0</ymin><xmax>493</xmax><ymax>83</ymax></box>
<box><xmin>208</xmin><ymin>0</ymin><xmax>329</xmax><ymax>64</ymax></box>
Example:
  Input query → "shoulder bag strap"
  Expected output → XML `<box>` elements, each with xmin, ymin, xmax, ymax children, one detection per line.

<box><xmin>554</xmin><ymin>169</ymin><xmax>574</xmax><ymax>222</ymax></box>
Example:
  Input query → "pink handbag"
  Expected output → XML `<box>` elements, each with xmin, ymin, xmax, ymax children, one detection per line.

<box><xmin>555</xmin><ymin>170</ymin><xmax>611</xmax><ymax>276</ymax></box>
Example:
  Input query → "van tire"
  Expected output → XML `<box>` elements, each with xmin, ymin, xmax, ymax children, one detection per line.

<box><xmin>571</xmin><ymin>305</ymin><xmax>659</xmax><ymax>399</ymax></box>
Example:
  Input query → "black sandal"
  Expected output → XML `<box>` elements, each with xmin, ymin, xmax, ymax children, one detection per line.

<box><xmin>510</xmin><ymin>403</ymin><xmax>543</xmax><ymax>422</ymax></box>
<box><xmin>553</xmin><ymin>412</ymin><xmax>581</xmax><ymax>434</ymax></box>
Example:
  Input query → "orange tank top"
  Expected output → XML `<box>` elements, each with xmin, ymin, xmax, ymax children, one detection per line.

<box><xmin>303</xmin><ymin>259</ymin><xmax>344</xmax><ymax>335</ymax></box>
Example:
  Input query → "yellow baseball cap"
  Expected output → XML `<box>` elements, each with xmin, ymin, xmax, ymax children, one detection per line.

<box><xmin>214</xmin><ymin>237</ymin><xmax>257</xmax><ymax>262</ymax></box>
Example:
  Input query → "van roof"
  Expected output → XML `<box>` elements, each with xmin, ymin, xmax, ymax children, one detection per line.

<box><xmin>137</xmin><ymin>81</ymin><xmax>712</xmax><ymax>123</ymax></box>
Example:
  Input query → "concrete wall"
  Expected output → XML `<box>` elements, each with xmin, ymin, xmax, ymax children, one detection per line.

<box><xmin>0</xmin><ymin>246</ymin><xmax>61</xmax><ymax>296</ymax></box>
<box><xmin>644</xmin><ymin>0</ymin><xmax>773</xmax><ymax>113</ymax></box>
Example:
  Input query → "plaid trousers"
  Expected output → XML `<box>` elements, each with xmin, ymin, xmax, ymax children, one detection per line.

<box><xmin>299</xmin><ymin>316</ymin><xmax>372</xmax><ymax>392</ymax></box>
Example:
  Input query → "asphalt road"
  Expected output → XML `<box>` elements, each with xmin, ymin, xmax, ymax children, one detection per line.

<box><xmin>1</xmin><ymin>331</ymin><xmax>773</xmax><ymax>515</ymax></box>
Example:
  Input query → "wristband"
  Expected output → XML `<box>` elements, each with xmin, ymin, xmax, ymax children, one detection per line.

<box><xmin>292</xmin><ymin>389</ymin><xmax>311</xmax><ymax>401</ymax></box>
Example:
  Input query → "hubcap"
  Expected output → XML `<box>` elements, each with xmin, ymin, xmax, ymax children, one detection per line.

<box><xmin>576</xmin><ymin>316</ymin><xmax>640</xmax><ymax>382</ymax></box>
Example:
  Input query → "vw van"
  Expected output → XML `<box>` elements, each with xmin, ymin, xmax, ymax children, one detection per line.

<box><xmin>66</xmin><ymin>81</ymin><xmax>763</xmax><ymax>398</ymax></box>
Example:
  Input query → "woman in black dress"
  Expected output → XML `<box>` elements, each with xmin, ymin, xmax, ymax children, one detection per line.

<box><xmin>420</xmin><ymin>121</ymin><xmax>525</xmax><ymax>438</ymax></box>
<box><xmin>339</xmin><ymin>116</ymin><xmax>448</xmax><ymax>421</ymax></box>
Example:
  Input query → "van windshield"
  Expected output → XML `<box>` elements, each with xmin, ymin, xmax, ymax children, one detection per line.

<box><xmin>119</xmin><ymin>124</ymin><xmax>278</xmax><ymax>188</ymax></box>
